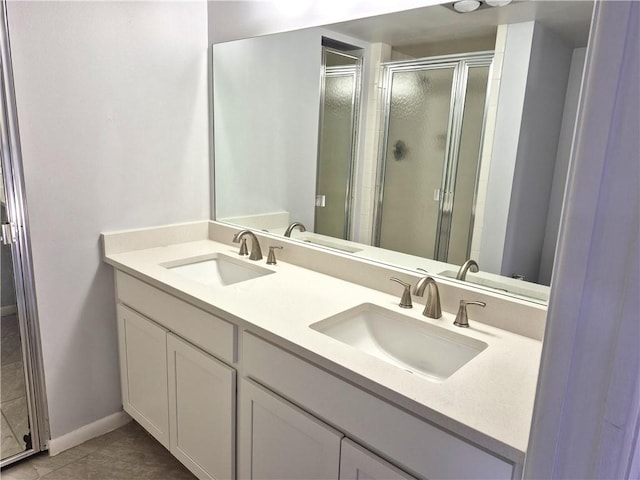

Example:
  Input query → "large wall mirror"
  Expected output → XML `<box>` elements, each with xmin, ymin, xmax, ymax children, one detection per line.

<box><xmin>212</xmin><ymin>0</ymin><xmax>594</xmax><ymax>305</ymax></box>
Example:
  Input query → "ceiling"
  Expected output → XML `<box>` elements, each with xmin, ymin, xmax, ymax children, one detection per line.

<box><xmin>326</xmin><ymin>0</ymin><xmax>594</xmax><ymax>48</ymax></box>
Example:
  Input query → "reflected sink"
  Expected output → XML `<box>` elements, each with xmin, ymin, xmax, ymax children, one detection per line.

<box><xmin>438</xmin><ymin>270</ymin><xmax>549</xmax><ymax>302</ymax></box>
<box><xmin>163</xmin><ymin>253</ymin><xmax>273</xmax><ymax>287</ymax></box>
<box><xmin>310</xmin><ymin>303</ymin><xmax>487</xmax><ymax>382</ymax></box>
<box><xmin>300</xmin><ymin>236</ymin><xmax>363</xmax><ymax>253</ymax></box>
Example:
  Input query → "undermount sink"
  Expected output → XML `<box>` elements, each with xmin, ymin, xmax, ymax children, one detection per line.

<box><xmin>310</xmin><ymin>303</ymin><xmax>487</xmax><ymax>382</ymax></box>
<box><xmin>162</xmin><ymin>253</ymin><xmax>273</xmax><ymax>287</ymax></box>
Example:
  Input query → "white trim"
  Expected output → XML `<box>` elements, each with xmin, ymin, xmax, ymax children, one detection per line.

<box><xmin>47</xmin><ymin>411</ymin><xmax>131</xmax><ymax>456</ymax></box>
<box><xmin>1</xmin><ymin>304</ymin><xmax>17</xmax><ymax>316</ymax></box>
<box><xmin>525</xmin><ymin>1</ymin><xmax>639</xmax><ymax>478</ymax></box>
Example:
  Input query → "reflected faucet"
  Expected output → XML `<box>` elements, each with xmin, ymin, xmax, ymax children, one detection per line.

<box><xmin>284</xmin><ymin>222</ymin><xmax>306</xmax><ymax>237</ymax></box>
<box><xmin>456</xmin><ymin>259</ymin><xmax>479</xmax><ymax>281</ymax></box>
<box><xmin>232</xmin><ymin>230</ymin><xmax>263</xmax><ymax>261</ymax></box>
<box><xmin>414</xmin><ymin>276</ymin><xmax>442</xmax><ymax>319</ymax></box>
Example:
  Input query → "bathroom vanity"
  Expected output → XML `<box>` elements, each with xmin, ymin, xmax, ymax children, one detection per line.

<box><xmin>102</xmin><ymin>221</ymin><xmax>545</xmax><ymax>480</ymax></box>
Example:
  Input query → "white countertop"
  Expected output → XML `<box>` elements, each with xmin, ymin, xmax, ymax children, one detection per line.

<box><xmin>104</xmin><ymin>236</ymin><xmax>542</xmax><ymax>463</ymax></box>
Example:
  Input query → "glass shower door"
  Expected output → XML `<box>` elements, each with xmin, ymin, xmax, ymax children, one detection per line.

<box><xmin>1</xmin><ymin>164</ymin><xmax>30</xmax><ymax>462</ymax></box>
<box><xmin>0</xmin><ymin>1</ymin><xmax>48</xmax><ymax>465</ymax></box>
<box><xmin>443</xmin><ymin>64</ymin><xmax>490</xmax><ymax>265</ymax></box>
<box><xmin>375</xmin><ymin>54</ymin><xmax>492</xmax><ymax>263</ymax></box>
<box><xmin>376</xmin><ymin>65</ymin><xmax>456</xmax><ymax>258</ymax></box>
<box><xmin>315</xmin><ymin>48</ymin><xmax>361</xmax><ymax>239</ymax></box>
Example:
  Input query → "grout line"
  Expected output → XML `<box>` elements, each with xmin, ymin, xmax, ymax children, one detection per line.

<box><xmin>1</xmin><ymin>406</ymin><xmax>22</xmax><ymax>446</ymax></box>
<box><xmin>0</xmin><ymin>408</ymin><xmax>23</xmax><ymax>458</ymax></box>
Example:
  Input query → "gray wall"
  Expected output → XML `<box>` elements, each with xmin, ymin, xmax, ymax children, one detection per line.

<box><xmin>479</xmin><ymin>22</ymin><xmax>534</xmax><ymax>275</ymax></box>
<box><xmin>501</xmin><ymin>23</ymin><xmax>573</xmax><ymax>282</ymax></box>
<box><xmin>480</xmin><ymin>21</ymin><xmax>574</xmax><ymax>283</ymax></box>
<box><xmin>538</xmin><ymin>47</ymin><xmax>586</xmax><ymax>285</ymax></box>
<box><xmin>7</xmin><ymin>1</ymin><xmax>210</xmax><ymax>440</ymax></box>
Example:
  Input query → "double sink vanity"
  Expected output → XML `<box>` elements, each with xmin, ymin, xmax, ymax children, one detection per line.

<box><xmin>102</xmin><ymin>220</ymin><xmax>545</xmax><ymax>480</ymax></box>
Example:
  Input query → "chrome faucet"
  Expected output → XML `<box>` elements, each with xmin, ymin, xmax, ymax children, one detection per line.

<box><xmin>284</xmin><ymin>222</ymin><xmax>306</xmax><ymax>237</ymax></box>
<box><xmin>232</xmin><ymin>230</ymin><xmax>263</xmax><ymax>261</ymax></box>
<box><xmin>414</xmin><ymin>276</ymin><xmax>442</xmax><ymax>319</ymax></box>
<box><xmin>456</xmin><ymin>259</ymin><xmax>479</xmax><ymax>281</ymax></box>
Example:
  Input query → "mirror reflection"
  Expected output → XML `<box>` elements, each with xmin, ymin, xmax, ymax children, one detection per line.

<box><xmin>213</xmin><ymin>1</ymin><xmax>594</xmax><ymax>304</ymax></box>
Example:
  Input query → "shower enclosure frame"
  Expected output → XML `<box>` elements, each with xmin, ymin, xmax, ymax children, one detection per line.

<box><xmin>314</xmin><ymin>45</ymin><xmax>362</xmax><ymax>241</ymax></box>
<box><xmin>373</xmin><ymin>51</ymin><xmax>494</xmax><ymax>262</ymax></box>
<box><xmin>0</xmin><ymin>0</ymin><xmax>50</xmax><ymax>466</ymax></box>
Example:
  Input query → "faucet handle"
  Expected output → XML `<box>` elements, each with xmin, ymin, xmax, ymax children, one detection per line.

<box><xmin>453</xmin><ymin>300</ymin><xmax>486</xmax><ymax>328</ymax></box>
<box><xmin>266</xmin><ymin>246</ymin><xmax>283</xmax><ymax>265</ymax></box>
<box><xmin>390</xmin><ymin>278</ymin><xmax>412</xmax><ymax>309</ymax></box>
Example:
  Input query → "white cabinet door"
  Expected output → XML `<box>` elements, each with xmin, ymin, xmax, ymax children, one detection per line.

<box><xmin>167</xmin><ymin>333</ymin><xmax>236</xmax><ymax>480</ymax></box>
<box><xmin>340</xmin><ymin>438</ymin><xmax>417</xmax><ymax>480</ymax></box>
<box><xmin>238</xmin><ymin>379</ymin><xmax>342</xmax><ymax>480</ymax></box>
<box><xmin>117</xmin><ymin>304</ymin><xmax>170</xmax><ymax>448</ymax></box>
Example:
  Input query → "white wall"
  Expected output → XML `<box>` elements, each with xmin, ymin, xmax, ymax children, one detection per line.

<box><xmin>7</xmin><ymin>1</ymin><xmax>209</xmax><ymax>441</ymax></box>
<box><xmin>526</xmin><ymin>2</ymin><xmax>639</xmax><ymax>477</ymax></box>
<box><xmin>213</xmin><ymin>28</ymin><xmax>322</xmax><ymax>229</ymax></box>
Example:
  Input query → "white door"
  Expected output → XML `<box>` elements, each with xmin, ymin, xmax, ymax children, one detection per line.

<box><xmin>339</xmin><ymin>438</ymin><xmax>417</xmax><ymax>480</ymax></box>
<box><xmin>117</xmin><ymin>304</ymin><xmax>169</xmax><ymax>448</ymax></box>
<box><xmin>238</xmin><ymin>379</ymin><xmax>342</xmax><ymax>480</ymax></box>
<box><xmin>167</xmin><ymin>333</ymin><xmax>236</xmax><ymax>480</ymax></box>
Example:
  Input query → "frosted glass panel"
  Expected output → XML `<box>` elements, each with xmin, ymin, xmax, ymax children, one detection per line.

<box><xmin>316</xmin><ymin>72</ymin><xmax>356</xmax><ymax>238</ymax></box>
<box><xmin>447</xmin><ymin>66</ymin><xmax>490</xmax><ymax>264</ymax></box>
<box><xmin>379</xmin><ymin>67</ymin><xmax>455</xmax><ymax>258</ymax></box>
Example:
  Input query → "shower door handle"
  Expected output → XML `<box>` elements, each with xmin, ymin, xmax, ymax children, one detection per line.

<box><xmin>1</xmin><ymin>222</ymin><xmax>16</xmax><ymax>245</ymax></box>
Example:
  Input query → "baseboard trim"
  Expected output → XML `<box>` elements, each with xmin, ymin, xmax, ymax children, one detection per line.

<box><xmin>1</xmin><ymin>304</ymin><xmax>18</xmax><ymax>316</ymax></box>
<box><xmin>48</xmin><ymin>411</ymin><xmax>131</xmax><ymax>456</ymax></box>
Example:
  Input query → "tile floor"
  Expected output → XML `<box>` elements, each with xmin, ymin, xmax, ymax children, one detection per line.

<box><xmin>1</xmin><ymin>314</ymin><xmax>30</xmax><ymax>460</ymax></box>
<box><xmin>1</xmin><ymin>420</ymin><xmax>196</xmax><ymax>479</ymax></box>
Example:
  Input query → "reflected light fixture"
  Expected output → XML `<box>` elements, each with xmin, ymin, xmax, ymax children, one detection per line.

<box><xmin>453</xmin><ymin>0</ymin><xmax>481</xmax><ymax>13</ymax></box>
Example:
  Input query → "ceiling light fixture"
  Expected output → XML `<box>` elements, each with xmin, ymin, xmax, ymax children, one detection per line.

<box><xmin>453</xmin><ymin>0</ymin><xmax>482</xmax><ymax>13</ymax></box>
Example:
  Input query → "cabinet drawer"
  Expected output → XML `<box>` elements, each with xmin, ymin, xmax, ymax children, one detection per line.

<box><xmin>243</xmin><ymin>332</ymin><xmax>515</xmax><ymax>480</ymax></box>
<box><xmin>116</xmin><ymin>271</ymin><xmax>236</xmax><ymax>363</ymax></box>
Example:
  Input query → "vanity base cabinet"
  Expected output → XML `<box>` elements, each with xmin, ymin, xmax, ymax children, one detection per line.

<box><xmin>168</xmin><ymin>333</ymin><xmax>236</xmax><ymax>480</ymax></box>
<box><xmin>116</xmin><ymin>301</ymin><xmax>236</xmax><ymax>480</ymax></box>
<box><xmin>340</xmin><ymin>439</ymin><xmax>417</xmax><ymax>480</ymax></box>
<box><xmin>117</xmin><ymin>305</ymin><xmax>170</xmax><ymax>448</ymax></box>
<box><xmin>243</xmin><ymin>332</ymin><xmax>516</xmax><ymax>480</ymax></box>
<box><xmin>238</xmin><ymin>379</ymin><xmax>343</xmax><ymax>480</ymax></box>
